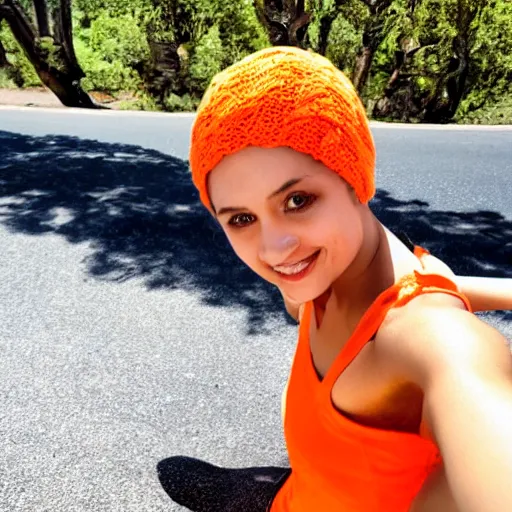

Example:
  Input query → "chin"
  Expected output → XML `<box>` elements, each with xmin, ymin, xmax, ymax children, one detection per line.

<box><xmin>281</xmin><ymin>281</ymin><xmax>331</xmax><ymax>305</ymax></box>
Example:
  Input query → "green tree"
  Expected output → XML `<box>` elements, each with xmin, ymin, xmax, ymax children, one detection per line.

<box><xmin>0</xmin><ymin>0</ymin><xmax>99</xmax><ymax>107</ymax></box>
<box><xmin>142</xmin><ymin>0</ymin><xmax>267</xmax><ymax>108</ymax></box>
<box><xmin>368</xmin><ymin>0</ymin><xmax>508</xmax><ymax>123</ymax></box>
<box><xmin>456</xmin><ymin>0</ymin><xmax>512</xmax><ymax>123</ymax></box>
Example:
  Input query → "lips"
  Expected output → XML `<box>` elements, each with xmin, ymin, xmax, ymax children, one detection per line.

<box><xmin>272</xmin><ymin>250</ymin><xmax>320</xmax><ymax>279</ymax></box>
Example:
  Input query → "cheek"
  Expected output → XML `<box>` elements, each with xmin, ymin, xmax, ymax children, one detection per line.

<box><xmin>322</xmin><ymin>211</ymin><xmax>364</xmax><ymax>267</ymax></box>
<box><xmin>224</xmin><ymin>231</ymin><xmax>264</xmax><ymax>273</ymax></box>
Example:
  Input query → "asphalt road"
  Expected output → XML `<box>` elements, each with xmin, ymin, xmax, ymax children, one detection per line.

<box><xmin>0</xmin><ymin>107</ymin><xmax>511</xmax><ymax>512</ymax></box>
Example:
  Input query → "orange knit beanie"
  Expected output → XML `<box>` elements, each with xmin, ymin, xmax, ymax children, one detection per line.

<box><xmin>189</xmin><ymin>46</ymin><xmax>376</xmax><ymax>210</ymax></box>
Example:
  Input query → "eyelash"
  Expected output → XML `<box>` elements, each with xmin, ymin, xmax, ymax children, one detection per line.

<box><xmin>227</xmin><ymin>192</ymin><xmax>317</xmax><ymax>228</ymax></box>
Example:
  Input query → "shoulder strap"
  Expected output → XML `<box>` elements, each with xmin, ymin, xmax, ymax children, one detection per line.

<box><xmin>321</xmin><ymin>271</ymin><xmax>472</xmax><ymax>388</ymax></box>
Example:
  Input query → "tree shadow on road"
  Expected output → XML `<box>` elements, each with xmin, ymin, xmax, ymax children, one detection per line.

<box><xmin>1</xmin><ymin>130</ymin><xmax>510</xmax><ymax>333</ymax></box>
<box><xmin>372</xmin><ymin>191</ymin><xmax>512</xmax><ymax>324</ymax></box>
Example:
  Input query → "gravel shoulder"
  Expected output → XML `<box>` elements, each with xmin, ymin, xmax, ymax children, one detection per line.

<box><xmin>0</xmin><ymin>87</ymin><xmax>134</xmax><ymax>109</ymax></box>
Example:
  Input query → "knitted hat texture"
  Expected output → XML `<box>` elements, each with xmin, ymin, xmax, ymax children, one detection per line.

<box><xmin>189</xmin><ymin>46</ymin><xmax>376</xmax><ymax>210</ymax></box>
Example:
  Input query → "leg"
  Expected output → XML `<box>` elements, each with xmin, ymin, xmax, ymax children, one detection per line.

<box><xmin>157</xmin><ymin>456</ymin><xmax>291</xmax><ymax>512</ymax></box>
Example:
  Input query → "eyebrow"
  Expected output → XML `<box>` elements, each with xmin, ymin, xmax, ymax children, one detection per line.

<box><xmin>216</xmin><ymin>177</ymin><xmax>305</xmax><ymax>216</ymax></box>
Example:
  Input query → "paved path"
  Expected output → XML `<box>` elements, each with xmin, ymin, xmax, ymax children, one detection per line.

<box><xmin>0</xmin><ymin>108</ymin><xmax>510</xmax><ymax>511</ymax></box>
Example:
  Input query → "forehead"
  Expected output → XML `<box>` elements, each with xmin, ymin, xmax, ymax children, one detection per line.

<box><xmin>207</xmin><ymin>146</ymin><xmax>331</xmax><ymax>207</ymax></box>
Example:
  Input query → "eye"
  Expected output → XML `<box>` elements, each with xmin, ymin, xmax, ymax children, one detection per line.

<box><xmin>285</xmin><ymin>192</ymin><xmax>316</xmax><ymax>212</ymax></box>
<box><xmin>228</xmin><ymin>212</ymin><xmax>255</xmax><ymax>228</ymax></box>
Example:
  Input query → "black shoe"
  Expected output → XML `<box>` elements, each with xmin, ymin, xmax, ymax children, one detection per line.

<box><xmin>157</xmin><ymin>456</ymin><xmax>291</xmax><ymax>512</ymax></box>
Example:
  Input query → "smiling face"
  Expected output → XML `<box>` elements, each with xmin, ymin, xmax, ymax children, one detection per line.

<box><xmin>208</xmin><ymin>146</ymin><xmax>367</xmax><ymax>303</ymax></box>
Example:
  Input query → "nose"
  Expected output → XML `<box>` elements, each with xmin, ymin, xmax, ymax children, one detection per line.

<box><xmin>258</xmin><ymin>225</ymin><xmax>299</xmax><ymax>267</ymax></box>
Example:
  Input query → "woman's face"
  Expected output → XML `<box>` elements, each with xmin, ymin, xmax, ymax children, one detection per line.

<box><xmin>208</xmin><ymin>146</ymin><xmax>365</xmax><ymax>303</ymax></box>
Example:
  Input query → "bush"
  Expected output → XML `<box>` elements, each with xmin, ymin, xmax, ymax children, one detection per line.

<box><xmin>0</xmin><ymin>68</ymin><xmax>17</xmax><ymax>88</ymax></box>
<box><xmin>117</xmin><ymin>91</ymin><xmax>160</xmax><ymax>111</ymax></box>
<box><xmin>188</xmin><ymin>25</ymin><xmax>223</xmax><ymax>93</ymax></box>
<box><xmin>326</xmin><ymin>14</ymin><xmax>362</xmax><ymax>76</ymax></box>
<box><xmin>0</xmin><ymin>22</ymin><xmax>42</xmax><ymax>87</ymax></box>
<box><xmin>164</xmin><ymin>92</ymin><xmax>199</xmax><ymax>112</ymax></box>
<box><xmin>74</xmin><ymin>38</ymin><xmax>142</xmax><ymax>92</ymax></box>
<box><xmin>213</xmin><ymin>0</ymin><xmax>269</xmax><ymax>65</ymax></box>
<box><xmin>72</xmin><ymin>11</ymin><xmax>148</xmax><ymax>93</ymax></box>
<box><xmin>457</xmin><ymin>91</ymin><xmax>512</xmax><ymax>125</ymax></box>
<box><xmin>89</xmin><ymin>12</ymin><xmax>150</xmax><ymax>67</ymax></box>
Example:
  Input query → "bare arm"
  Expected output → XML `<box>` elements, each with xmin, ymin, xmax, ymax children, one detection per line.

<box><xmin>418</xmin><ymin>252</ymin><xmax>512</xmax><ymax>312</ymax></box>
<box><xmin>455</xmin><ymin>275</ymin><xmax>512</xmax><ymax>312</ymax></box>
<box><xmin>279</xmin><ymin>252</ymin><xmax>511</xmax><ymax>320</ymax></box>
<box><xmin>384</xmin><ymin>297</ymin><xmax>512</xmax><ymax>512</ymax></box>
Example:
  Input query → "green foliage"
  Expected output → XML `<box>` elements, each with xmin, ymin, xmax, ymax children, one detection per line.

<box><xmin>70</xmin><ymin>10</ymin><xmax>149</xmax><ymax>93</ymax></box>
<box><xmin>211</xmin><ymin>0</ymin><xmax>269</xmax><ymax>64</ymax></box>
<box><xmin>73</xmin><ymin>0</ymin><xmax>150</xmax><ymax>20</ymax></box>
<box><xmin>457</xmin><ymin>92</ymin><xmax>512</xmax><ymax>125</ymax></box>
<box><xmin>1</xmin><ymin>0</ymin><xmax>510</xmax><ymax>122</ymax></box>
<box><xmin>37</xmin><ymin>36</ymin><xmax>63</xmax><ymax>70</ymax></box>
<box><xmin>74</xmin><ymin>38</ymin><xmax>142</xmax><ymax>92</ymax></box>
<box><xmin>458</xmin><ymin>0</ymin><xmax>512</xmax><ymax>114</ymax></box>
<box><xmin>0</xmin><ymin>22</ymin><xmax>41</xmax><ymax>87</ymax></box>
<box><xmin>366</xmin><ymin>0</ymin><xmax>415</xmax><ymax>102</ymax></box>
<box><xmin>188</xmin><ymin>24</ymin><xmax>223</xmax><ymax>92</ymax></box>
<box><xmin>89</xmin><ymin>12</ymin><xmax>150</xmax><ymax>66</ymax></box>
<box><xmin>164</xmin><ymin>92</ymin><xmax>199</xmax><ymax>111</ymax></box>
<box><xmin>325</xmin><ymin>13</ymin><xmax>362</xmax><ymax>75</ymax></box>
<box><xmin>116</xmin><ymin>91</ymin><xmax>160</xmax><ymax>110</ymax></box>
<box><xmin>0</xmin><ymin>68</ymin><xmax>18</xmax><ymax>88</ymax></box>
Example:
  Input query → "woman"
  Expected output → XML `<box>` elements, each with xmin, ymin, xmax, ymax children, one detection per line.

<box><xmin>159</xmin><ymin>46</ymin><xmax>512</xmax><ymax>512</ymax></box>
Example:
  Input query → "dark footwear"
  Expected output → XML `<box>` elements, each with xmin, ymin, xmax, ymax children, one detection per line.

<box><xmin>157</xmin><ymin>456</ymin><xmax>291</xmax><ymax>512</ymax></box>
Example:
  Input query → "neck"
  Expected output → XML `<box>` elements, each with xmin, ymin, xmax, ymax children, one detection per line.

<box><xmin>330</xmin><ymin>213</ymin><xmax>395</xmax><ymax>311</ymax></box>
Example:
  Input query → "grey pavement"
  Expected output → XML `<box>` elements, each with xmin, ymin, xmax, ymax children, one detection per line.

<box><xmin>0</xmin><ymin>107</ymin><xmax>510</xmax><ymax>511</ymax></box>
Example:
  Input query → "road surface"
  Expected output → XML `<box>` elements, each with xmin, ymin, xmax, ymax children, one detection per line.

<box><xmin>0</xmin><ymin>107</ymin><xmax>510</xmax><ymax>511</ymax></box>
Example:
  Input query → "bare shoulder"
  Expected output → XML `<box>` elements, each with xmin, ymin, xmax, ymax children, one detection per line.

<box><xmin>375</xmin><ymin>292</ymin><xmax>512</xmax><ymax>388</ymax></box>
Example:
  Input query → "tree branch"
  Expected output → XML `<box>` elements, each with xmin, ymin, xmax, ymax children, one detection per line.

<box><xmin>52</xmin><ymin>0</ymin><xmax>84</xmax><ymax>81</ymax></box>
<box><xmin>0</xmin><ymin>37</ymin><xmax>10</xmax><ymax>67</ymax></box>
<box><xmin>289</xmin><ymin>11</ymin><xmax>311</xmax><ymax>47</ymax></box>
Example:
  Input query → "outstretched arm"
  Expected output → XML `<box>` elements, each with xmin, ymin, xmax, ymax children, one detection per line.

<box><xmin>455</xmin><ymin>275</ymin><xmax>512</xmax><ymax>312</ymax></box>
<box><xmin>418</xmin><ymin>251</ymin><xmax>512</xmax><ymax>312</ymax></box>
<box><xmin>382</xmin><ymin>296</ymin><xmax>512</xmax><ymax>512</ymax></box>
<box><xmin>279</xmin><ymin>250</ymin><xmax>512</xmax><ymax>319</ymax></box>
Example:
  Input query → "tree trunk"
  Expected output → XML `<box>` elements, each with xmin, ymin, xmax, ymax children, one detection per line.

<box><xmin>0</xmin><ymin>0</ymin><xmax>100</xmax><ymax>108</ymax></box>
<box><xmin>317</xmin><ymin>12</ymin><xmax>336</xmax><ymax>56</ymax></box>
<box><xmin>446</xmin><ymin>53</ymin><xmax>468</xmax><ymax>118</ymax></box>
<box><xmin>289</xmin><ymin>11</ymin><xmax>311</xmax><ymax>47</ymax></box>
<box><xmin>145</xmin><ymin>40</ymin><xmax>183</xmax><ymax>104</ymax></box>
<box><xmin>352</xmin><ymin>46</ymin><xmax>374</xmax><ymax>94</ymax></box>
<box><xmin>33</xmin><ymin>0</ymin><xmax>50</xmax><ymax>37</ymax></box>
<box><xmin>352</xmin><ymin>0</ymin><xmax>393</xmax><ymax>94</ymax></box>
<box><xmin>422</xmin><ymin>0</ymin><xmax>483</xmax><ymax>123</ymax></box>
<box><xmin>0</xmin><ymin>38</ymin><xmax>10</xmax><ymax>67</ymax></box>
<box><xmin>54</xmin><ymin>0</ymin><xmax>83</xmax><ymax>81</ymax></box>
<box><xmin>254</xmin><ymin>0</ymin><xmax>312</xmax><ymax>48</ymax></box>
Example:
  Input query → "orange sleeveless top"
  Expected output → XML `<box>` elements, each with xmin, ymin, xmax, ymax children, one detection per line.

<box><xmin>270</xmin><ymin>264</ymin><xmax>472</xmax><ymax>512</ymax></box>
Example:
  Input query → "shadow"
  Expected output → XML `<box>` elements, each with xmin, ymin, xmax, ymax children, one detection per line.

<box><xmin>372</xmin><ymin>190</ymin><xmax>512</xmax><ymax>278</ymax></box>
<box><xmin>372</xmin><ymin>190</ymin><xmax>512</xmax><ymax>324</ymax></box>
<box><xmin>1</xmin><ymin>130</ymin><xmax>510</xmax><ymax>331</ymax></box>
<box><xmin>0</xmin><ymin>130</ymin><xmax>285</xmax><ymax>334</ymax></box>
